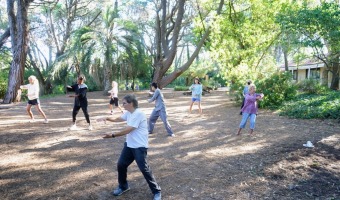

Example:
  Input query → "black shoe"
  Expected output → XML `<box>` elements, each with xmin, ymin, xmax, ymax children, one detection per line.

<box><xmin>111</xmin><ymin>186</ymin><xmax>130</xmax><ymax>196</ymax></box>
<box><xmin>239</xmin><ymin>112</ymin><xmax>242</xmax><ymax>115</ymax></box>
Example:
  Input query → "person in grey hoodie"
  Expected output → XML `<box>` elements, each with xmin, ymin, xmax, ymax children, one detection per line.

<box><xmin>147</xmin><ymin>82</ymin><xmax>175</xmax><ymax>137</ymax></box>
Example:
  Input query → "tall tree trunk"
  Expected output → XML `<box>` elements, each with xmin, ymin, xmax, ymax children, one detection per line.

<box><xmin>283</xmin><ymin>47</ymin><xmax>289</xmax><ymax>71</ymax></box>
<box><xmin>103</xmin><ymin>60</ymin><xmax>112</xmax><ymax>93</ymax></box>
<box><xmin>330</xmin><ymin>61</ymin><xmax>339</xmax><ymax>90</ymax></box>
<box><xmin>3</xmin><ymin>0</ymin><xmax>32</xmax><ymax>104</ymax></box>
<box><xmin>152</xmin><ymin>0</ymin><xmax>224</xmax><ymax>89</ymax></box>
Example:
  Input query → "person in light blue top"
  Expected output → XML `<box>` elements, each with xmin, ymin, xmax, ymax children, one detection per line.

<box><xmin>147</xmin><ymin>82</ymin><xmax>175</xmax><ymax>137</ymax></box>
<box><xmin>189</xmin><ymin>77</ymin><xmax>203</xmax><ymax>114</ymax></box>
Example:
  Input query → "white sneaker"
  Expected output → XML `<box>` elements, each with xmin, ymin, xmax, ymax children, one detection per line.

<box><xmin>88</xmin><ymin>124</ymin><xmax>93</xmax><ymax>130</ymax></box>
<box><xmin>69</xmin><ymin>124</ymin><xmax>77</xmax><ymax>130</ymax></box>
<box><xmin>44</xmin><ymin>119</ymin><xmax>49</xmax><ymax>124</ymax></box>
<box><xmin>29</xmin><ymin>119</ymin><xmax>35</xmax><ymax>123</ymax></box>
<box><xmin>110</xmin><ymin>111</ymin><xmax>113</xmax><ymax>115</ymax></box>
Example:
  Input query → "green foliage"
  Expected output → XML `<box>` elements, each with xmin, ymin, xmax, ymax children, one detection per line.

<box><xmin>297</xmin><ymin>79</ymin><xmax>330</xmax><ymax>94</ymax></box>
<box><xmin>279</xmin><ymin>91</ymin><xmax>340</xmax><ymax>119</ymax></box>
<box><xmin>229</xmin><ymin>75</ymin><xmax>254</xmax><ymax>103</ymax></box>
<box><xmin>84</xmin><ymin>76</ymin><xmax>99</xmax><ymax>91</ymax></box>
<box><xmin>256</xmin><ymin>72</ymin><xmax>297</xmax><ymax>108</ymax></box>
<box><xmin>0</xmin><ymin>82</ymin><xmax>7</xmax><ymax>99</ymax></box>
<box><xmin>0</xmin><ymin>67</ymin><xmax>9</xmax><ymax>99</ymax></box>
<box><xmin>201</xmin><ymin>0</ymin><xmax>283</xmax><ymax>82</ymax></box>
<box><xmin>276</xmin><ymin>2</ymin><xmax>340</xmax><ymax>51</ymax></box>
<box><xmin>174</xmin><ymin>86</ymin><xmax>189</xmax><ymax>91</ymax></box>
<box><xmin>52</xmin><ymin>85</ymin><xmax>66</xmax><ymax>95</ymax></box>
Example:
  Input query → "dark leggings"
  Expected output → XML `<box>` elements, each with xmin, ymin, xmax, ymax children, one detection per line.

<box><xmin>117</xmin><ymin>143</ymin><xmax>161</xmax><ymax>194</ymax></box>
<box><xmin>72</xmin><ymin>105</ymin><xmax>90</xmax><ymax>123</ymax></box>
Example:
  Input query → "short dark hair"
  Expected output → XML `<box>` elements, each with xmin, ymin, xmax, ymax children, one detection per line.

<box><xmin>123</xmin><ymin>94</ymin><xmax>138</xmax><ymax>108</ymax></box>
<box><xmin>151</xmin><ymin>82</ymin><xmax>158</xmax><ymax>89</ymax></box>
<box><xmin>78</xmin><ymin>75</ymin><xmax>86</xmax><ymax>82</ymax></box>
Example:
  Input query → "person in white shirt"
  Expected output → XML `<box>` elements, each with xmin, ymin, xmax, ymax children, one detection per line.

<box><xmin>108</xmin><ymin>81</ymin><xmax>123</xmax><ymax>114</ymax></box>
<box><xmin>99</xmin><ymin>94</ymin><xmax>162</xmax><ymax>200</ymax></box>
<box><xmin>20</xmin><ymin>75</ymin><xmax>48</xmax><ymax>123</ymax></box>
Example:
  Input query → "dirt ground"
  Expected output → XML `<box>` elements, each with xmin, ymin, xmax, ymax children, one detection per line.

<box><xmin>0</xmin><ymin>89</ymin><xmax>339</xmax><ymax>200</ymax></box>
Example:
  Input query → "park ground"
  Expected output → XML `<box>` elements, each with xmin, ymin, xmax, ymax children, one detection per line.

<box><xmin>0</xmin><ymin>89</ymin><xmax>339</xmax><ymax>200</ymax></box>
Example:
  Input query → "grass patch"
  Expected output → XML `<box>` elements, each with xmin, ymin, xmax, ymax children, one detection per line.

<box><xmin>174</xmin><ymin>86</ymin><xmax>189</xmax><ymax>91</ymax></box>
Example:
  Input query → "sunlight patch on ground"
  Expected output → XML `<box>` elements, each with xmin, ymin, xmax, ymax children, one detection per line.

<box><xmin>69</xmin><ymin>169</ymin><xmax>106</xmax><ymax>180</ymax></box>
<box><xmin>33</xmin><ymin>136</ymin><xmax>80</xmax><ymax>149</ymax></box>
<box><xmin>319</xmin><ymin>134</ymin><xmax>340</xmax><ymax>149</ymax></box>
<box><xmin>181</xmin><ymin>151</ymin><xmax>202</xmax><ymax>160</ymax></box>
<box><xmin>206</xmin><ymin>140</ymin><xmax>268</xmax><ymax>157</ymax></box>
<box><xmin>1</xmin><ymin>154</ymin><xmax>54</xmax><ymax>167</ymax></box>
<box><xmin>179</xmin><ymin>128</ymin><xmax>208</xmax><ymax>138</ymax></box>
<box><xmin>48</xmin><ymin>102</ymin><xmax>73</xmax><ymax>105</ymax></box>
<box><xmin>0</xmin><ymin>117</ymin><xmax>72</xmax><ymax>125</ymax></box>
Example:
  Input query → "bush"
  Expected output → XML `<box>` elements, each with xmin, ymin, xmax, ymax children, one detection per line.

<box><xmin>256</xmin><ymin>72</ymin><xmax>297</xmax><ymax>108</ymax></box>
<box><xmin>297</xmin><ymin>79</ymin><xmax>329</xmax><ymax>94</ymax></box>
<box><xmin>229</xmin><ymin>79</ymin><xmax>247</xmax><ymax>104</ymax></box>
<box><xmin>174</xmin><ymin>86</ymin><xmax>189</xmax><ymax>91</ymax></box>
<box><xmin>52</xmin><ymin>85</ymin><xmax>66</xmax><ymax>95</ymax></box>
<box><xmin>279</xmin><ymin>91</ymin><xmax>340</xmax><ymax>119</ymax></box>
<box><xmin>0</xmin><ymin>82</ymin><xmax>7</xmax><ymax>99</ymax></box>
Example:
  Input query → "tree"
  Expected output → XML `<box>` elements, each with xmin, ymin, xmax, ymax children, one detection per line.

<box><xmin>206</xmin><ymin>0</ymin><xmax>284</xmax><ymax>83</ymax></box>
<box><xmin>30</xmin><ymin>0</ymin><xmax>100</xmax><ymax>94</ymax></box>
<box><xmin>276</xmin><ymin>2</ymin><xmax>340</xmax><ymax>89</ymax></box>
<box><xmin>138</xmin><ymin>0</ymin><xmax>224</xmax><ymax>88</ymax></box>
<box><xmin>3</xmin><ymin>0</ymin><xmax>33</xmax><ymax>103</ymax></box>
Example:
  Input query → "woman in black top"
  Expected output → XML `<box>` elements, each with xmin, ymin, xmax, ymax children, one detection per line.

<box><xmin>67</xmin><ymin>75</ymin><xmax>92</xmax><ymax>130</ymax></box>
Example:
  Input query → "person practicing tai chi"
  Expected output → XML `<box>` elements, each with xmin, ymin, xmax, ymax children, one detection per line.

<box><xmin>237</xmin><ymin>84</ymin><xmax>264</xmax><ymax>135</ymax></box>
<box><xmin>20</xmin><ymin>75</ymin><xmax>48</xmax><ymax>123</ymax></box>
<box><xmin>108</xmin><ymin>81</ymin><xmax>123</xmax><ymax>115</ymax></box>
<box><xmin>99</xmin><ymin>94</ymin><xmax>162</xmax><ymax>200</ymax></box>
<box><xmin>147</xmin><ymin>82</ymin><xmax>175</xmax><ymax>137</ymax></box>
<box><xmin>189</xmin><ymin>77</ymin><xmax>203</xmax><ymax>114</ymax></box>
<box><xmin>240</xmin><ymin>80</ymin><xmax>252</xmax><ymax>115</ymax></box>
<box><xmin>67</xmin><ymin>75</ymin><xmax>92</xmax><ymax>130</ymax></box>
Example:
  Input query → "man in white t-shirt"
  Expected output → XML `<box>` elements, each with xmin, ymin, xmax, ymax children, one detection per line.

<box><xmin>100</xmin><ymin>94</ymin><xmax>162</xmax><ymax>200</ymax></box>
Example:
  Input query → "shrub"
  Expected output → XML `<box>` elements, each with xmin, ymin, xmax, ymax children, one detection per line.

<box><xmin>297</xmin><ymin>79</ymin><xmax>329</xmax><ymax>94</ymax></box>
<box><xmin>256</xmin><ymin>71</ymin><xmax>297</xmax><ymax>108</ymax></box>
<box><xmin>174</xmin><ymin>86</ymin><xmax>189</xmax><ymax>91</ymax></box>
<box><xmin>52</xmin><ymin>85</ymin><xmax>66</xmax><ymax>95</ymax></box>
<box><xmin>229</xmin><ymin>79</ymin><xmax>247</xmax><ymax>104</ymax></box>
<box><xmin>279</xmin><ymin>91</ymin><xmax>340</xmax><ymax>119</ymax></box>
<box><xmin>0</xmin><ymin>82</ymin><xmax>7</xmax><ymax>99</ymax></box>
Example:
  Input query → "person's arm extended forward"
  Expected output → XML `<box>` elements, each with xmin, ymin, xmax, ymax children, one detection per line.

<box><xmin>148</xmin><ymin>89</ymin><xmax>159</xmax><ymax>103</ymax></box>
<box><xmin>105</xmin><ymin>116</ymin><xmax>125</xmax><ymax>122</ymax></box>
<box><xmin>20</xmin><ymin>84</ymin><xmax>28</xmax><ymax>90</ymax></box>
<box><xmin>103</xmin><ymin>126</ymin><xmax>136</xmax><ymax>138</ymax></box>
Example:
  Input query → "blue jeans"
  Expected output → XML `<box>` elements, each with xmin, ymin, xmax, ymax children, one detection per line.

<box><xmin>117</xmin><ymin>142</ymin><xmax>161</xmax><ymax>194</ymax></box>
<box><xmin>239</xmin><ymin>112</ymin><xmax>257</xmax><ymax>130</ymax></box>
<box><xmin>148</xmin><ymin>108</ymin><xmax>173</xmax><ymax>135</ymax></box>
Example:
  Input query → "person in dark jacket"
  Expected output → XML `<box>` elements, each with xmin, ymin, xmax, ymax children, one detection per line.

<box><xmin>67</xmin><ymin>75</ymin><xmax>92</xmax><ymax>130</ymax></box>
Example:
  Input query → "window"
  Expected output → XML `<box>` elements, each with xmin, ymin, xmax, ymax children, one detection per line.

<box><xmin>310</xmin><ymin>68</ymin><xmax>320</xmax><ymax>79</ymax></box>
<box><xmin>292</xmin><ymin>70</ymin><xmax>297</xmax><ymax>80</ymax></box>
<box><xmin>306</xmin><ymin>68</ymin><xmax>320</xmax><ymax>79</ymax></box>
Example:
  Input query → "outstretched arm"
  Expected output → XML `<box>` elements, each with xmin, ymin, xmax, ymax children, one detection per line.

<box><xmin>148</xmin><ymin>89</ymin><xmax>159</xmax><ymax>103</ymax></box>
<box><xmin>20</xmin><ymin>85</ymin><xmax>28</xmax><ymax>90</ymax></box>
<box><xmin>103</xmin><ymin>126</ymin><xmax>135</xmax><ymax>138</ymax></box>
